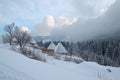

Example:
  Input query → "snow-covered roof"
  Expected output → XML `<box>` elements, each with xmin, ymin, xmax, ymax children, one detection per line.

<box><xmin>55</xmin><ymin>42</ymin><xmax>68</xmax><ymax>53</ymax></box>
<box><xmin>47</xmin><ymin>42</ymin><xmax>56</xmax><ymax>50</ymax></box>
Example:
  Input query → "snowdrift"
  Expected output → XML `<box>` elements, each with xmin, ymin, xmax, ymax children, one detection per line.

<box><xmin>0</xmin><ymin>46</ymin><xmax>120</xmax><ymax>80</ymax></box>
<box><xmin>0</xmin><ymin>63</ymin><xmax>34</xmax><ymax>80</ymax></box>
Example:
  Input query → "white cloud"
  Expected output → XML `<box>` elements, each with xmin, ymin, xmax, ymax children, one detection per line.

<box><xmin>0</xmin><ymin>0</ymin><xmax>115</xmax><ymax>28</ymax></box>
<box><xmin>71</xmin><ymin>0</ymin><xmax>115</xmax><ymax>18</ymax></box>
<box><xmin>32</xmin><ymin>16</ymin><xmax>77</xmax><ymax>36</ymax></box>
<box><xmin>56</xmin><ymin>16</ymin><xmax>77</xmax><ymax>27</ymax></box>
<box><xmin>44</xmin><ymin>16</ymin><xmax>55</xmax><ymax>28</ymax></box>
<box><xmin>20</xmin><ymin>26</ymin><xmax>30</xmax><ymax>32</ymax></box>
<box><xmin>50</xmin><ymin>0</ymin><xmax>120</xmax><ymax>41</ymax></box>
<box><xmin>99</xmin><ymin>9</ymin><xmax>107</xmax><ymax>16</ymax></box>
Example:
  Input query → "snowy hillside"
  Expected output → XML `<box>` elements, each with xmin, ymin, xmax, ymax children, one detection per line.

<box><xmin>0</xmin><ymin>44</ymin><xmax>120</xmax><ymax>80</ymax></box>
<box><xmin>0</xmin><ymin>63</ymin><xmax>34</xmax><ymax>80</ymax></box>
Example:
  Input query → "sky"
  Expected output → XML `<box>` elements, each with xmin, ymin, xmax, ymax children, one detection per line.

<box><xmin>1</xmin><ymin>0</ymin><xmax>120</xmax><ymax>41</ymax></box>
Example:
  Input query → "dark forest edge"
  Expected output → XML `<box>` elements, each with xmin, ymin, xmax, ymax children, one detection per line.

<box><xmin>37</xmin><ymin>39</ymin><xmax>120</xmax><ymax>67</ymax></box>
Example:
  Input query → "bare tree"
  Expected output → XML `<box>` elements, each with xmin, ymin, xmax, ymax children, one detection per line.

<box><xmin>14</xmin><ymin>26</ymin><xmax>31</xmax><ymax>52</ymax></box>
<box><xmin>2</xmin><ymin>34</ymin><xmax>10</xmax><ymax>43</ymax></box>
<box><xmin>4</xmin><ymin>22</ymin><xmax>15</xmax><ymax>45</ymax></box>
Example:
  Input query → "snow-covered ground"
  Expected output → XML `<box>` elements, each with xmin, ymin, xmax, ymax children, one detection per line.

<box><xmin>0</xmin><ymin>63</ymin><xmax>34</xmax><ymax>80</ymax></box>
<box><xmin>0</xmin><ymin>44</ymin><xmax>120</xmax><ymax>80</ymax></box>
